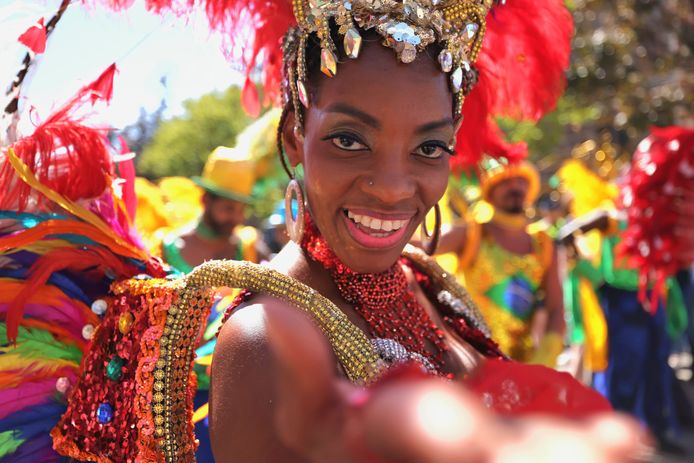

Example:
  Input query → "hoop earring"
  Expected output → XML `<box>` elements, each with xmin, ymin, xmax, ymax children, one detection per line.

<box><xmin>420</xmin><ymin>203</ymin><xmax>441</xmax><ymax>256</ymax></box>
<box><xmin>285</xmin><ymin>179</ymin><xmax>305</xmax><ymax>244</ymax></box>
<box><xmin>293</xmin><ymin>125</ymin><xmax>305</xmax><ymax>144</ymax></box>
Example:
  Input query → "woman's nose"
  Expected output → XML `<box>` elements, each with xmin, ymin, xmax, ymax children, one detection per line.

<box><xmin>364</xmin><ymin>155</ymin><xmax>417</xmax><ymax>204</ymax></box>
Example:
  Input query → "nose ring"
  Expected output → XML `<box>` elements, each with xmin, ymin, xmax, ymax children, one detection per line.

<box><xmin>368</xmin><ymin>180</ymin><xmax>374</xmax><ymax>186</ymax></box>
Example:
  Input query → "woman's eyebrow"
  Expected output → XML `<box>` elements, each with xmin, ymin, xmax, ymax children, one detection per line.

<box><xmin>324</xmin><ymin>103</ymin><xmax>452</xmax><ymax>134</ymax></box>
<box><xmin>415</xmin><ymin>118</ymin><xmax>454</xmax><ymax>134</ymax></box>
<box><xmin>325</xmin><ymin>103</ymin><xmax>380</xmax><ymax>129</ymax></box>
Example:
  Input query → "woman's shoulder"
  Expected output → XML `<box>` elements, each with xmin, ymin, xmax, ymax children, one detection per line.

<box><xmin>215</xmin><ymin>294</ymin><xmax>297</xmax><ymax>356</ymax></box>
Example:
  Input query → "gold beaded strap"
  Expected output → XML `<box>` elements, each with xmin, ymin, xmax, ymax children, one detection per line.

<box><xmin>147</xmin><ymin>260</ymin><xmax>381</xmax><ymax>463</ymax></box>
<box><xmin>187</xmin><ymin>260</ymin><xmax>382</xmax><ymax>385</ymax></box>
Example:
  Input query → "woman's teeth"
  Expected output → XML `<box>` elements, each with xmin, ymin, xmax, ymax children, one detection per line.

<box><xmin>346</xmin><ymin>210</ymin><xmax>408</xmax><ymax>232</ymax></box>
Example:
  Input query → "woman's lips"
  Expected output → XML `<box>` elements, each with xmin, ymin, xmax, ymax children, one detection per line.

<box><xmin>342</xmin><ymin>208</ymin><xmax>414</xmax><ymax>249</ymax></box>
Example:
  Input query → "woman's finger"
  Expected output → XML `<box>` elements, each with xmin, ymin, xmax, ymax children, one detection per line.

<box><xmin>354</xmin><ymin>379</ymin><xmax>497</xmax><ymax>463</ymax></box>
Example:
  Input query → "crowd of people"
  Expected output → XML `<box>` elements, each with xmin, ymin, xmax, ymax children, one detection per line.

<box><xmin>1</xmin><ymin>1</ymin><xmax>693</xmax><ymax>462</ymax></box>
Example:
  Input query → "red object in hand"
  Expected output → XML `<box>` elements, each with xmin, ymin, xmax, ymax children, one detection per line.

<box><xmin>18</xmin><ymin>17</ymin><xmax>47</xmax><ymax>54</ymax></box>
<box><xmin>466</xmin><ymin>358</ymin><xmax>612</xmax><ymax>418</ymax></box>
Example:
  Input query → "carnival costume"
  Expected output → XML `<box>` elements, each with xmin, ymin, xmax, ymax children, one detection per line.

<box><xmin>0</xmin><ymin>62</ymin><xmax>167</xmax><ymax>461</ymax></box>
<box><xmin>456</xmin><ymin>160</ymin><xmax>559</xmax><ymax>363</ymax></box>
<box><xmin>0</xmin><ymin>1</ymin><xmax>615</xmax><ymax>463</ymax></box>
<box><xmin>559</xmin><ymin>128</ymin><xmax>692</xmax><ymax>439</ymax></box>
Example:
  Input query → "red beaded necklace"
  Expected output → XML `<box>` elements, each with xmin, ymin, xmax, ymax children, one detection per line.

<box><xmin>221</xmin><ymin>215</ymin><xmax>504</xmax><ymax>373</ymax></box>
<box><xmin>301</xmin><ymin>214</ymin><xmax>450</xmax><ymax>370</ymax></box>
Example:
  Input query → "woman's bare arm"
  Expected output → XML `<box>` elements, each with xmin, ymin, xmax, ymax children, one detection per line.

<box><xmin>210</xmin><ymin>299</ymin><xmax>309</xmax><ymax>463</ymax></box>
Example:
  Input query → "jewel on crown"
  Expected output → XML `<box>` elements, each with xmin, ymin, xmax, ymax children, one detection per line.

<box><xmin>289</xmin><ymin>0</ymin><xmax>499</xmax><ymax>117</ymax></box>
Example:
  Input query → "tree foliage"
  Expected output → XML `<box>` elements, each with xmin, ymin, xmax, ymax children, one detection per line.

<box><xmin>502</xmin><ymin>0</ymin><xmax>693</xmax><ymax>176</ymax></box>
<box><xmin>136</xmin><ymin>86</ymin><xmax>253</xmax><ymax>178</ymax></box>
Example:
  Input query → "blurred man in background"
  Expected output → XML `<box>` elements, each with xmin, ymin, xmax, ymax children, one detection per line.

<box><xmin>161</xmin><ymin>146</ymin><xmax>269</xmax><ymax>272</ymax></box>
<box><xmin>437</xmin><ymin>160</ymin><xmax>566</xmax><ymax>367</ymax></box>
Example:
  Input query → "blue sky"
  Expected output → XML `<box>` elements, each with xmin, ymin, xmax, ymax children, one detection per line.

<box><xmin>0</xmin><ymin>0</ymin><xmax>243</xmax><ymax>134</ymax></box>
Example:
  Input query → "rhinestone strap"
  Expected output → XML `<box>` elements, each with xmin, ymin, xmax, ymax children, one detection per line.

<box><xmin>187</xmin><ymin>260</ymin><xmax>382</xmax><ymax>384</ymax></box>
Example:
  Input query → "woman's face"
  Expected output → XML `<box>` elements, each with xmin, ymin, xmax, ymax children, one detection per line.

<box><xmin>285</xmin><ymin>42</ymin><xmax>454</xmax><ymax>273</ymax></box>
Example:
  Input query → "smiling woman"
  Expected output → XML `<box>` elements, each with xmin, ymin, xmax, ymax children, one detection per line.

<box><xmin>284</xmin><ymin>40</ymin><xmax>451</xmax><ymax>273</ymax></box>
<box><xmin>205</xmin><ymin>1</ymin><xmax>641</xmax><ymax>462</ymax></box>
<box><xmin>0</xmin><ymin>1</ymin><xmax>649</xmax><ymax>463</ymax></box>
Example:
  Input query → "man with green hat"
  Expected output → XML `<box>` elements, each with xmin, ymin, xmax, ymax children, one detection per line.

<box><xmin>162</xmin><ymin>146</ymin><xmax>269</xmax><ymax>273</ymax></box>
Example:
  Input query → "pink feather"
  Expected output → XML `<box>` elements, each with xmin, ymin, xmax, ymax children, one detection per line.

<box><xmin>0</xmin><ymin>379</ymin><xmax>57</xmax><ymax>420</ymax></box>
<box><xmin>0</xmin><ymin>300</ymin><xmax>92</xmax><ymax>340</ymax></box>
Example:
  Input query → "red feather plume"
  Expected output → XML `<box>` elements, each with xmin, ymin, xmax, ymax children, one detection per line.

<box><xmin>478</xmin><ymin>0</ymin><xmax>573</xmax><ymax>121</ymax></box>
<box><xmin>0</xmin><ymin>64</ymin><xmax>119</xmax><ymax>211</ymax></box>
<box><xmin>85</xmin><ymin>62</ymin><xmax>117</xmax><ymax>104</ymax></box>
<box><xmin>453</xmin><ymin>0</ymin><xmax>573</xmax><ymax>169</ymax></box>
<box><xmin>618</xmin><ymin>126</ymin><xmax>694</xmax><ymax>311</ymax></box>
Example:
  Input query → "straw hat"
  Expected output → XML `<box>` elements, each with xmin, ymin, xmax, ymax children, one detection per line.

<box><xmin>192</xmin><ymin>146</ymin><xmax>255</xmax><ymax>203</ymax></box>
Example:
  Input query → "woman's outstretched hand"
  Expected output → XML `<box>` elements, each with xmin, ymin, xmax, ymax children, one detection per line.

<box><xmin>265</xmin><ymin>303</ymin><xmax>651</xmax><ymax>463</ymax></box>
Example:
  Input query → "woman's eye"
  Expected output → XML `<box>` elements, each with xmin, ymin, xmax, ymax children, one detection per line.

<box><xmin>330</xmin><ymin>134</ymin><xmax>368</xmax><ymax>151</ymax></box>
<box><xmin>414</xmin><ymin>142</ymin><xmax>453</xmax><ymax>159</ymax></box>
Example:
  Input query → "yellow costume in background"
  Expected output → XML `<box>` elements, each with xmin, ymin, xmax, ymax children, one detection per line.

<box><xmin>454</xmin><ymin>161</ymin><xmax>558</xmax><ymax>363</ymax></box>
<box><xmin>557</xmin><ymin>160</ymin><xmax>617</xmax><ymax>372</ymax></box>
<box><xmin>459</xmin><ymin>220</ymin><xmax>553</xmax><ymax>361</ymax></box>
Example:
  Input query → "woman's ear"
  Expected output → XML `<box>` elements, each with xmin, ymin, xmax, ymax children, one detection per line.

<box><xmin>282</xmin><ymin>109</ymin><xmax>304</xmax><ymax>169</ymax></box>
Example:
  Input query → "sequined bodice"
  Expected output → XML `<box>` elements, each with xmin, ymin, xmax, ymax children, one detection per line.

<box><xmin>463</xmin><ymin>233</ymin><xmax>549</xmax><ymax>361</ymax></box>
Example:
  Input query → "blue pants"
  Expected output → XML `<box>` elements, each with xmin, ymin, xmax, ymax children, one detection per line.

<box><xmin>593</xmin><ymin>285</ymin><xmax>677</xmax><ymax>437</ymax></box>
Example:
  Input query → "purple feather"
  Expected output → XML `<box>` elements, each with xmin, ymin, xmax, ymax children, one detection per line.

<box><xmin>0</xmin><ymin>433</ymin><xmax>62</xmax><ymax>463</ymax></box>
<box><xmin>0</xmin><ymin>402</ymin><xmax>65</xmax><ymax>434</ymax></box>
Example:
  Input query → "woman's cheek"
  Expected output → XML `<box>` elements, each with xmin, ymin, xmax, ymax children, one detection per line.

<box><xmin>425</xmin><ymin>162</ymin><xmax>450</xmax><ymax>206</ymax></box>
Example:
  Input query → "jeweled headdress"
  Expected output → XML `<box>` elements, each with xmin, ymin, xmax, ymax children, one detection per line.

<box><xmin>288</xmin><ymin>0</ymin><xmax>492</xmax><ymax>119</ymax></box>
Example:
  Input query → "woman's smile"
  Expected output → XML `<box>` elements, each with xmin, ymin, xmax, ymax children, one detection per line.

<box><xmin>341</xmin><ymin>207</ymin><xmax>416</xmax><ymax>249</ymax></box>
